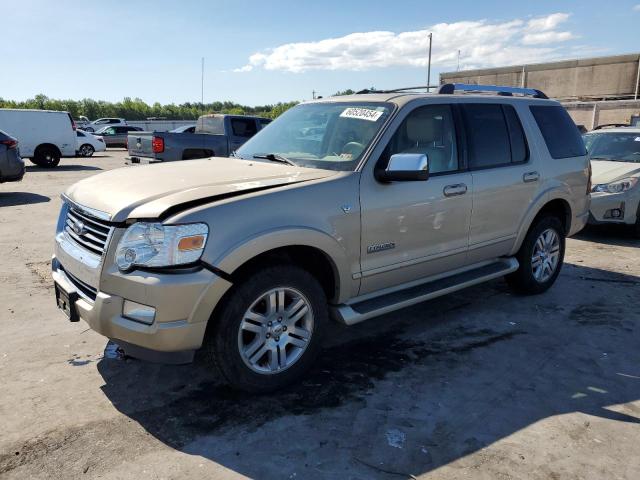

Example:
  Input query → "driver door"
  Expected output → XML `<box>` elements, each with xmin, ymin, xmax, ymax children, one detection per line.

<box><xmin>359</xmin><ymin>104</ymin><xmax>473</xmax><ymax>295</ymax></box>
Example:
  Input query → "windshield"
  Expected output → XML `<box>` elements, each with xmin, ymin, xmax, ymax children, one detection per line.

<box><xmin>236</xmin><ymin>102</ymin><xmax>394</xmax><ymax>171</ymax></box>
<box><xmin>583</xmin><ymin>132</ymin><xmax>640</xmax><ymax>163</ymax></box>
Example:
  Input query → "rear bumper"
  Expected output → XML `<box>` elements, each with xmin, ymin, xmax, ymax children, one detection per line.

<box><xmin>589</xmin><ymin>191</ymin><xmax>640</xmax><ymax>226</ymax></box>
<box><xmin>0</xmin><ymin>153</ymin><xmax>25</xmax><ymax>182</ymax></box>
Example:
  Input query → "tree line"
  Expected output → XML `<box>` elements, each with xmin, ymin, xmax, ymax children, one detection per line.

<box><xmin>0</xmin><ymin>94</ymin><xmax>299</xmax><ymax>120</ymax></box>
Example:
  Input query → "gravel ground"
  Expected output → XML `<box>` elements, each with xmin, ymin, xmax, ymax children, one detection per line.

<box><xmin>1</xmin><ymin>150</ymin><xmax>639</xmax><ymax>479</ymax></box>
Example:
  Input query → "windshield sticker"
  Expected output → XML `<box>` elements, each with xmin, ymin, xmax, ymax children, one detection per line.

<box><xmin>340</xmin><ymin>107</ymin><xmax>384</xmax><ymax>122</ymax></box>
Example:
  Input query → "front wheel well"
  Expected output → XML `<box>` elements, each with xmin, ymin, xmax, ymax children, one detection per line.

<box><xmin>34</xmin><ymin>143</ymin><xmax>61</xmax><ymax>157</ymax></box>
<box><xmin>533</xmin><ymin>199</ymin><xmax>571</xmax><ymax>235</ymax></box>
<box><xmin>229</xmin><ymin>246</ymin><xmax>339</xmax><ymax>302</ymax></box>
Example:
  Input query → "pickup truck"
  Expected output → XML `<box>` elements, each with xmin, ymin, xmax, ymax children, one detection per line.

<box><xmin>127</xmin><ymin>114</ymin><xmax>271</xmax><ymax>163</ymax></box>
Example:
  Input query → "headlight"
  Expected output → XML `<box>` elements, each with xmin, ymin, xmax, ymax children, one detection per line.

<box><xmin>115</xmin><ymin>222</ymin><xmax>208</xmax><ymax>271</ymax></box>
<box><xmin>592</xmin><ymin>177</ymin><xmax>638</xmax><ymax>194</ymax></box>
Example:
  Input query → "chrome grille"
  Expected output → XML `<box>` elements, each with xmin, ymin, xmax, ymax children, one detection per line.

<box><xmin>64</xmin><ymin>206</ymin><xmax>113</xmax><ymax>257</ymax></box>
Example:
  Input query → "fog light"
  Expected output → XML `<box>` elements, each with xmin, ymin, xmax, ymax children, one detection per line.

<box><xmin>123</xmin><ymin>300</ymin><xmax>156</xmax><ymax>325</ymax></box>
<box><xmin>604</xmin><ymin>208</ymin><xmax>624</xmax><ymax>219</ymax></box>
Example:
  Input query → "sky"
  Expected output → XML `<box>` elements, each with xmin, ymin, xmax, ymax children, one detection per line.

<box><xmin>2</xmin><ymin>0</ymin><xmax>640</xmax><ymax>106</ymax></box>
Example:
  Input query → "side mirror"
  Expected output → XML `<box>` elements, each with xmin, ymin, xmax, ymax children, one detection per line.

<box><xmin>376</xmin><ymin>153</ymin><xmax>429</xmax><ymax>182</ymax></box>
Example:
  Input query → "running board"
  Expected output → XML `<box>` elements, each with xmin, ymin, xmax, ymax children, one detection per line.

<box><xmin>333</xmin><ymin>258</ymin><xmax>519</xmax><ymax>326</ymax></box>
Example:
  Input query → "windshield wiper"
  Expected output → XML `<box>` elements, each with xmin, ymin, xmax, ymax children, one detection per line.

<box><xmin>252</xmin><ymin>153</ymin><xmax>297</xmax><ymax>166</ymax></box>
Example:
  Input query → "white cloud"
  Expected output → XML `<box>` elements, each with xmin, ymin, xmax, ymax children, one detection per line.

<box><xmin>633</xmin><ymin>4</ymin><xmax>640</xmax><ymax>11</ymax></box>
<box><xmin>235</xmin><ymin>13</ymin><xmax>576</xmax><ymax>73</ymax></box>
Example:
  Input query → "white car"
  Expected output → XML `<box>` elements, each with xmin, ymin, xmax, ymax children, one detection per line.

<box><xmin>584</xmin><ymin>127</ymin><xmax>640</xmax><ymax>236</ymax></box>
<box><xmin>83</xmin><ymin>118</ymin><xmax>127</xmax><ymax>133</ymax></box>
<box><xmin>0</xmin><ymin>108</ymin><xmax>76</xmax><ymax>167</ymax></box>
<box><xmin>76</xmin><ymin>130</ymin><xmax>106</xmax><ymax>157</ymax></box>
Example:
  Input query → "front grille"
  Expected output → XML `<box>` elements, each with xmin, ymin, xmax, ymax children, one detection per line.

<box><xmin>64</xmin><ymin>206</ymin><xmax>113</xmax><ymax>257</ymax></box>
<box><xmin>62</xmin><ymin>267</ymin><xmax>98</xmax><ymax>302</ymax></box>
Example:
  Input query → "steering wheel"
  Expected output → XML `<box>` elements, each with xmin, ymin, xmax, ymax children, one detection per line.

<box><xmin>341</xmin><ymin>141</ymin><xmax>365</xmax><ymax>159</ymax></box>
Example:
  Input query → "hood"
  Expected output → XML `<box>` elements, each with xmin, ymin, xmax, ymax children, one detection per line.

<box><xmin>65</xmin><ymin>158</ymin><xmax>337</xmax><ymax>222</ymax></box>
<box><xmin>591</xmin><ymin>160</ymin><xmax>640</xmax><ymax>184</ymax></box>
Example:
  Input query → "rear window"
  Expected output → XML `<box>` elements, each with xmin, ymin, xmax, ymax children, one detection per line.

<box><xmin>530</xmin><ymin>105</ymin><xmax>586</xmax><ymax>159</ymax></box>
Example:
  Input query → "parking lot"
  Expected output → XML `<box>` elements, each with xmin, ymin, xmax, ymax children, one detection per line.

<box><xmin>1</xmin><ymin>150</ymin><xmax>639</xmax><ymax>479</ymax></box>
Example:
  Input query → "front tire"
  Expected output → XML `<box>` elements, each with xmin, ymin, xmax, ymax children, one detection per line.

<box><xmin>79</xmin><ymin>144</ymin><xmax>95</xmax><ymax>157</ymax></box>
<box><xmin>507</xmin><ymin>215</ymin><xmax>565</xmax><ymax>295</ymax></box>
<box><xmin>204</xmin><ymin>265</ymin><xmax>328</xmax><ymax>393</ymax></box>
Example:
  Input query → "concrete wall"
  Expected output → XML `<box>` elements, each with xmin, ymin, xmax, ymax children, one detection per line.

<box><xmin>562</xmin><ymin>100</ymin><xmax>640</xmax><ymax>130</ymax></box>
<box><xmin>441</xmin><ymin>53</ymin><xmax>640</xmax><ymax>101</ymax></box>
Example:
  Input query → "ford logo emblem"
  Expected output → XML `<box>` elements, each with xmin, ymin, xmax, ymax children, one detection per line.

<box><xmin>72</xmin><ymin>220</ymin><xmax>87</xmax><ymax>236</ymax></box>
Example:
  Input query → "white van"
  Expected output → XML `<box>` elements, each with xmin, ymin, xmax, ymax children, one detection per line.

<box><xmin>0</xmin><ymin>109</ymin><xmax>76</xmax><ymax>167</ymax></box>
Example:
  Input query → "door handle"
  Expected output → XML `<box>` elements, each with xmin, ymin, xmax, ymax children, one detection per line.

<box><xmin>523</xmin><ymin>171</ymin><xmax>540</xmax><ymax>183</ymax></box>
<box><xmin>443</xmin><ymin>183</ymin><xmax>468</xmax><ymax>197</ymax></box>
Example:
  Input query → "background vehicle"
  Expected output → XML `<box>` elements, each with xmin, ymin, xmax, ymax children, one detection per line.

<box><xmin>0</xmin><ymin>130</ymin><xmax>25</xmax><ymax>182</ymax></box>
<box><xmin>583</xmin><ymin>127</ymin><xmax>640</xmax><ymax>235</ymax></box>
<box><xmin>0</xmin><ymin>109</ymin><xmax>76</xmax><ymax>167</ymax></box>
<box><xmin>169</xmin><ymin>124</ymin><xmax>196</xmax><ymax>133</ymax></box>
<box><xmin>127</xmin><ymin>114</ymin><xmax>270</xmax><ymax>163</ymax></box>
<box><xmin>53</xmin><ymin>84</ymin><xmax>589</xmax><ymax>392</ymax></box>
<box><xmin>83</xmin><ymin>118</ymin><xmax>127</xmax><ymax>132</ymax></box>
<box><xmin>76</xmin><ymin>130</ymin><xmax>106</xmax><ymax>157</ymax></box>
<box><xmin>96</xmin><ymin>125</ymin><xmax>143</xmax><ymax>147</ymax></box>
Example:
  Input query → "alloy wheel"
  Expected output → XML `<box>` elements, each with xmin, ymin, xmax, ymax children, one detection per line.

<box><xmin>237</xmin><ymin>287</ymin><xmax>314</xmax><ymax>374</ymax></box>
<box><xmin>531</xmin><ymin>228</ymin><xmax>560</xmax><ymax>283</ymax></box>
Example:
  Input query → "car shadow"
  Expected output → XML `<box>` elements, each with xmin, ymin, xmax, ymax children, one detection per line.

<box><xmin>25</xmin><ymin>164</ymin><xmax>103</xmax><ymax>172</ymax></box>
<box><xmin>575</xmin><ymin>224</ymin><xmax>638</xmax><ymax>247</ymax></box>
<box><xmin>0</xmin><ymin>192</ymin><xmax>50</xmax><ymax>207</ymax></box>
<box><xmin>96</xmin><ymin>263</ymin><xmax>640</xmax><ymax>478</ymax></box>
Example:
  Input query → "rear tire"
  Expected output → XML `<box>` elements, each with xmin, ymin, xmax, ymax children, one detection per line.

<box><xmin>79</xmin><ymin>144</ymin><xmax>95</xmax><ymax>157</ymax></box>
<box><xmin>32</xmin><ymin>146</ymin><xmax>61</xmax><ymax>168</ymax></box>
<box><xmin>506</xmin><ymin>215</ymin><xmax>565</xmax><ymax>295</ymax></box>
<box><xmin>204</xmin><ymin>265</ymin><xmax>328</xmax><ymax>393</ymax></box>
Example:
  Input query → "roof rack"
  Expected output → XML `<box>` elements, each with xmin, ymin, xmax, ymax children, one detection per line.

<box><xmin>437</xmin><ymin>83</ymin><xmax>548</xmax><ymax>99</ymax></box>
<box><xmin>356</xmin><ymin>85</ymin><xmax>435</xmax><ymax>94</ymax></box>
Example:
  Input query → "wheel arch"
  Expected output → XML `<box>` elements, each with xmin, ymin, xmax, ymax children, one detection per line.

<box><xmin>511</xmin><ymin>195</ymin><xmax>572</xmax><ymax>254</ymax></box>
<box><xmin>34</xmin><ymin>143</ymin><xmax>62</xmax><ymax>157</ymax></box>
<box><xmin>211</xmin><ymin>228</ymin><xmax>352</xmax><ymax>304</ymax></box>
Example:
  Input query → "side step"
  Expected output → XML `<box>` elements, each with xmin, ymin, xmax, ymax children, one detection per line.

<box><xmin>334</xmin><ymin>258</ymin><xmax>519</xmax><ymax>325</ymax></box>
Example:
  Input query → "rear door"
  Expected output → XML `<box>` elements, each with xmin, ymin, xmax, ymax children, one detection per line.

<box><xmin>462</xmin><ymin>102</ymin><xmax>542</xmax><ymax>263</ymax></box>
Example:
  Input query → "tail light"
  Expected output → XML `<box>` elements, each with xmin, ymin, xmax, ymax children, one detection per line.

<box><xmin>587</xmin><ymin>162</ymin><xmax>592</xmax><ymax>193</ymax></box>
<box><xmin>1</xmin><ymin>139</ymin><xmax>18</xmax><ymax>149</ymax></box>
<box><xmin>68</xmin><ymin>113</ymin><xmax>76</xmax><ymax>131</ymax></box>
<box><xmin>152</xmin><ymin>136</ymin><xmax>164</xmax><ymax>153</ymax></box>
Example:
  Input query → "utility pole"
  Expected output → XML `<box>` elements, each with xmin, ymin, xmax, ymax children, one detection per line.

<box><xmin>312</xmin><ymin>90</ymin><xmax>317</xmax><ymax>100</ymax></box>
<box><xmin>201</xmin><ymin>57</ymin><xmax>205</xmax><ymax>110</ymax></box>
<box><xmin>457</xmin><ymin>50</ymin><xmax>461</xmax><ymax>72</ymax></box>
<box><xmin>426</xmin><ymin>33</ymin><xmax>433</xmax><ymax>91</ymax></box>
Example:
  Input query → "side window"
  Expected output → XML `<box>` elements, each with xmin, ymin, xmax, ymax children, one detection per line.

<box><xmin>530</xmin><ymin>105</ymin><xmax>587</xmax><ymax>159</ymax></box>
<box><xmin>503</xmin><ymin>105</ymin><xmax>529</xmax><ymax>163</ymax></box>
<box><xmin>461</xmin><ymin>104</ymin><xmax>511</xmax><ymax>168</ymax></box>
<box><xmin>231</xmin><ymin>118</ymin><xmax>258</xmax><ymax>137</ymax></box>
<box><xmin>96</xmin><ymin>119</ymin><xmax>107</xmax><ymax>124</ymax></box>
<box><xmin>76</xmin><ymin>131</ymin><xmax>84</xmax><ymax>137</ymax></box>
<box><xmin>115</xmin><ymin>127</ymin><xmax>127</xmax><ymax>134</ymax></box>
<box><xmin>104</xmin><ymin>127</ymin><xmax>115</xmax><ymax>135</ymax></box>
<box><xmin>382</xmin><ymin>104</ymin><xmax>458</xmax><ymax>174</ymax></box>
<box><xmin>259</xmin><ymin>118</ymin><xmax>271</xmax><ymax>130</ymax></box>
<box><xmin>109</xmin><ymin>119</ymin><xmax>119</xmax><ymax>124</ymax></box>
